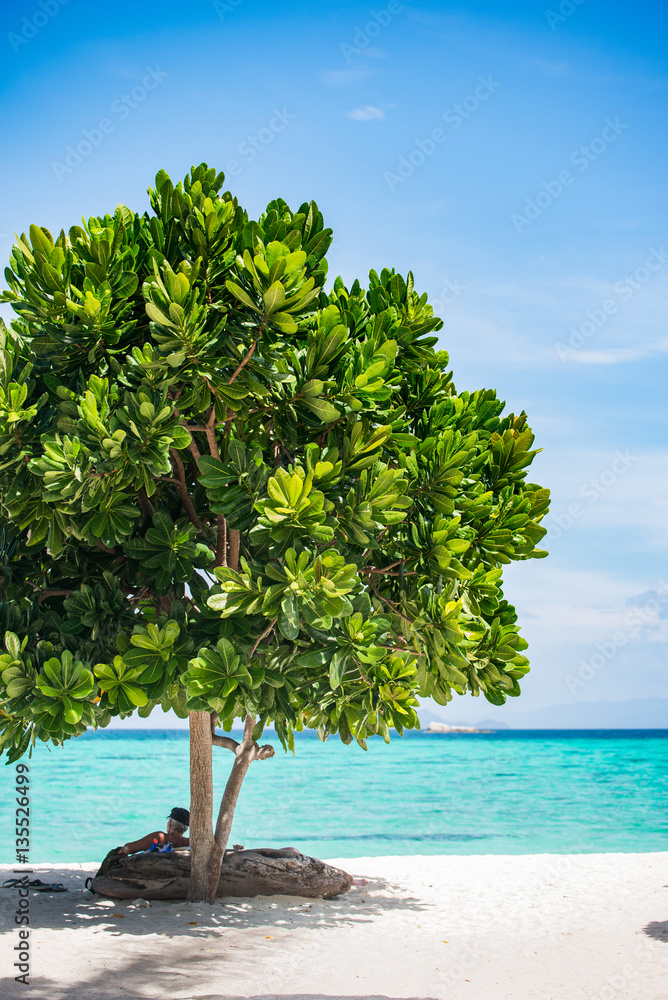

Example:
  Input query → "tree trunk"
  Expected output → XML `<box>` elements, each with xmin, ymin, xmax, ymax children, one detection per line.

<box><xmin>188</xmin><ymin>712</ymin><xmax>275</xmax><ymax>903</ymax></box>
<box><xmin>188</xmin><ymin>711</ymin><xmax>223</xmax><ymax>902</ymax></box>
<box><xmin>228</xmin><ymin>528</ymin><xmax>240</xmax><ymax>571</ymax></box>
<box><xmin>214</xmin><ymin>719</ymin><xmax>254</xmax><ymax>849</ymax></box>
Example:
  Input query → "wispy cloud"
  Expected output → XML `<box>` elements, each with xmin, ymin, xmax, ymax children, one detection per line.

<box><xmin>567</xmin><ymin>337</ymin><xmax>668</xmax><ymax>365</ymax></box>
<box><xmin>320</xmin><ymin>69</ymin><xmax>375</xmax><ymax>87</ymax></box>
<box><xmin>347</xmin><ymin>105</ymin><xmax>385</xmax><ymax>121</ymax></box>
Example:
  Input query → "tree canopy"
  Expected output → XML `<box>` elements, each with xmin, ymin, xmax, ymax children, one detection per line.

<box><xmin>0</xmin><ymin>163</ymin><xmax>549</xmax><ymax>764</ymax></box>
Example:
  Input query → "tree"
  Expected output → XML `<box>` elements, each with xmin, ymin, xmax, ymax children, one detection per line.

<box><xmin>0</xmin><ymin>164</ymin><xmax>549</xmax><ymax>901</ymax></box>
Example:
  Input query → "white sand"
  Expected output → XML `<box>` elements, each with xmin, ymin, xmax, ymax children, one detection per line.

<box><xmin>1</xmin><ymin>853</ymin><xmax>666</xmax><ymax>999</ymax></box>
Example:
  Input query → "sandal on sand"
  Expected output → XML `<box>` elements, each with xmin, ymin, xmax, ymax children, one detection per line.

<box><xmin>2</xmin><ymin>878</ymin><xmax>41</xmax><ymax>889</ymax></box>
<box><xmin>33</xmin><ymin>881</ymin><xmax>67</xmax><ymax>893</ymax></box>
<box><xmin>2</xmin><ymin>878</ymin><xmax>67</xmax><ymax>892</ymax></box>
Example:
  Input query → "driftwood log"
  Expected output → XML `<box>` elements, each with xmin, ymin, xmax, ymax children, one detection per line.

<box><xmin>90</xmin><ymin>848</ymin><xmax>353</xmax><ymax>901</ymax></box>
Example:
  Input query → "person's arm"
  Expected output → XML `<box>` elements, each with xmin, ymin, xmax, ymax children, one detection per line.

<box><xmin>118</xmin><ymin>831</ymin><xmax>166</xmax><ymax>856</ymax></box>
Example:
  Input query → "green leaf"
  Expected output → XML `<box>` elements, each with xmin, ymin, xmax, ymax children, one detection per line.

<box><xmin>328</xmin><ymin>649</ymin><xmax>347</xmax><ymax>689</ymax></box>
<box><xmin>263</xmin><ymin>281</ymin><xmax>286</xmax><ymax>315</ymax></box>
<box><xmin>302</xmin><ymin>397</ymin><xmax>340</xmax><ymax>423</ymax></box>
<box><xmin>270</xmin><ymin>312</ymin><xmax>298</xmax><ymax>333</ymax></box>
<box><xmin>278</xmin><ymin>592</ymin><xmax>300</xmax><ymax>640</ymax></box>
<box><xmin>116</xmin><ymin>271</ymin><xmax>139</xmax><ymax>298</ymax></box>
<box><xmin>226</xmin><ymin>280</ymin><xmax>262</xmax><ymax>313</ymax></box>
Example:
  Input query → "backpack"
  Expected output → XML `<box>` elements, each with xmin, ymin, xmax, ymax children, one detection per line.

<box><xmin>85</xmin><ymin>847</ymin><xmax>124</xmax><ymax>892</ymax></box>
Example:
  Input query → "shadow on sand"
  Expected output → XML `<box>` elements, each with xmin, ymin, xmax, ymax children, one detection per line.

<box><xmin>1</xmin><ymin>866</ymin><xmax>437</xmax><ymax>999</ymax></box>
<box><xmin>643</xmin><ymin>919</ymin><xmax>668</xmax><ymax>942</ymax></box>
<box><xmin>0</xmin><ymin>866</ymin><xmax>428</xmax><ymax>938</ymax></box>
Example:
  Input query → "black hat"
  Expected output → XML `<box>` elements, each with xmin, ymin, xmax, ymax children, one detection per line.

<box><xmin>167</xmin><ymin>807</ymin><xmax>190</xmax><ymax>827</ymax></box>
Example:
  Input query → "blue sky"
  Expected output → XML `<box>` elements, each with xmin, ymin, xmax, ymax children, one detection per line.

<box><xmin>1</xmin><ymin>0</ymin><xmax>666</xmax><ymax>725</ymax></box>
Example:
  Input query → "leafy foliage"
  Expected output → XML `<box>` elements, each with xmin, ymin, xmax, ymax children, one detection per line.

<box><xmin>0</xmin><ymin>163</ymin><xmax>549</xmax><ymax>761</ymax></box>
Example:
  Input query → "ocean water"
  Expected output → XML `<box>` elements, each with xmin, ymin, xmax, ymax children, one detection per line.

<box><xmin>1</xmin><ymin>730</ymin><xmax>666</xmax><ymax>863</ymax></box>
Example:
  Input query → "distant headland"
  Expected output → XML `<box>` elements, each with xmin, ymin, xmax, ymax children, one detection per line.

<box><xmin>423</xmin><ymin>721</ymin><xmax>493</xmax><ymax>734</ymax></box>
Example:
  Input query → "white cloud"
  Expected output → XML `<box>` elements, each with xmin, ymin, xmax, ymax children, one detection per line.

<box><xmin>320</xmin><ymin>69</ymin><xmax>374</xmax><ymax>87</ymax></box>
<box><xmin>422</xmin><ymin>267</ymin><xmax>668</xmax><ymax>372</ymax></box>
<box><xmin>564</xmin><ymin>337</ymin><xmax>668</xmax><ymax>365</ymax></box>
<box><xmin>347</xmin><ymin>105</ymin><xmax>385</xmax><ymax>121</ymax></box>
<box><xmin>502</xmin><ymin>563</ymin><xmax>668</xmax><ymax>689</ymax></box>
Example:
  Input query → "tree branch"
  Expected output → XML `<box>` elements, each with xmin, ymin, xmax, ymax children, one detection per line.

<box><xmin>137</xmin><ymin>487</ymin><xmax>152</xmax><ymax>519</ymax></box>
<box><xmin>228</xmin><ymin>528</ymin><xmax>240</xmax><ymax>572</ymax></box>
<box><xmin>243</xmin><ymin>713</ymin><xmax>255</xmax><ymax>745</ymax></box>
<box><xmin>156</xmin><ymin>594</ymin><xmax>172</xmax><ymax>615</ymax></box>
<box><xmin>170</xmin><ymin>449</ymin><xmax>205</xmax><ymax>533</ymax></box>
<box><xmin>223</xmin><ymin>408</ymin><xmax>236</xmax><ymax>438</ymax></box>
<box><xmin>174</xmin><ymin>408</ymin><xmax>202</xmax><ymax>463</ymax></box>
<box><xmin>187</xmin><ymin>436</ymin><xmax>202</xmax><ymax>462</ymax></box>
<box><xmin>364</xmin><ymin>560</ymin><xmax>404</xmax><ymax>574</ymax></box>
<box><xmin>228</xmin><ymin>337</ymin><xmax>259</xmax><ymax>386</ymax></box>
<box><xmin>365</xmin><ymin>576</ymin><xmax>415</xmax><ymax>627</ymax></box>
<box><xmin>212</xmin><ymin>734</ymin><xmax>241</xmax><ymax>752</ymax></box>
<box><xmin>205</xmin><ymin>403</ymin><xmax>220</xmax><ymax>461</ymax></box>
<box><xmin>247</xmin><ymin>619</ymin><xmax>277</xmax><ymax>661</ymax></box>
<box><xmin>215</xmin><ymin>515</ymin><xmax>227</xmax><ymax>568</ymax></box>
<box><xmin>37</xmin><ymin>589</ymin><xmax>72</xmax><ymax>603</ymax></box>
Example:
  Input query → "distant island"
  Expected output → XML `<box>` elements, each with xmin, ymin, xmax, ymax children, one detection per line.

<box><xmin>423</xmin><ymin>721</ymin><xmax>492</xmax><ymax>734</ymax></box>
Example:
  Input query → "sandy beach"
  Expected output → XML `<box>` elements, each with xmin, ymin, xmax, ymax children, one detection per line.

<box><xmin>1</xmin><ymin>852</ymin><xmax>666</xmax><ymax>999</ymax></box>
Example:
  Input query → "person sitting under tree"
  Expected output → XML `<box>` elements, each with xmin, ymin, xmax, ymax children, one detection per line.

<box><xmin>118</xmin><ymin>807</ymin><xmax>191</xmax><ymax>856</ymax></box>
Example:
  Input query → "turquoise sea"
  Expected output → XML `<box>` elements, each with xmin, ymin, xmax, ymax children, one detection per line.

<box><xmin>1</xmin><ymin>730</ymin><xmax>666</xmax><ymax>863</ymax></box>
